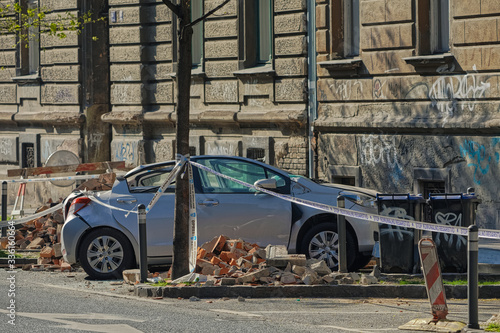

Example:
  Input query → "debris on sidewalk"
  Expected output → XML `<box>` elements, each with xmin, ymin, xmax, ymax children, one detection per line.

<box><xmin>0</xmin><ymin>199</ymin><xmax>73</xmax><ymax>271</ymax></box>
<box><xmin>0</xmin><ymin>175</ymin><xmax>116</xmax><ymax>272</ymax></box>
<box><xmin>143</xmin><ymin>235</ymin><xmax>379</xmax><ymax>287</ymax></box>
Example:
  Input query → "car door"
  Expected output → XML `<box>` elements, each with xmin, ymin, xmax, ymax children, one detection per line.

<box><xmin>111</xmin><ymin>164</ymin><xmax>176</xmax><ymax>258</ymax></box>
<box><xmin>192</xmin><ymin>157</ymin><xmax>292</xmax><ymax>247</ymax></box>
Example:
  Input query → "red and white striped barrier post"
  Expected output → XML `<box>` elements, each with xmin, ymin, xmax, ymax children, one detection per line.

<box><xmin>418</xmin><ymin>238</ymin><xmax>448</xmax><ymax>322</ymax></box>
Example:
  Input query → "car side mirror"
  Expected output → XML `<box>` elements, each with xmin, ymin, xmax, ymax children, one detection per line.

<box><xmin>254</xmin><ymin>178</ymin><xmax>277</xmax><ymax>189</ymax></box>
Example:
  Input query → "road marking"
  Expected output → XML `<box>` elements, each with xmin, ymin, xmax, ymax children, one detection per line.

<box><xmin>30</xmin><ymin>282</ymin><xmax>175</xmax><ymax>305</ymax></box>
<box><xmin>318</xmin><ymin>325</ymin><xmax>399</xmax><ymax>332</ymax></box>
<box><xmin>251</xmin><ymin>310</ymin><xmax>412</xmax><ymax>314</ymax></box>
<box><xmin>0</xmin><ymin>310</ymin><xmax>144</xmax><ymax>333</ymax></box>
<box><xmin>210</xmin><ymin>309</ymin><xmax>263</xmax><ymax>317</ymax></box>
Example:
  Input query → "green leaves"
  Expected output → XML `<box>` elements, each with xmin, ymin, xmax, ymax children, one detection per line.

<box><xmin>0</xmin><ymin>3</ymin><xmax>105</xmax><ymax>46</ymax></box>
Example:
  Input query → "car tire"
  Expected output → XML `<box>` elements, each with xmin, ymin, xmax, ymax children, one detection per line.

<box><xmin>78</xmin><ymin>228</ymin><xmax>135</xmax><ymax>280</ymax></box>
<box><xmin>300</xmin><ymin>222</ymin><xmax>357</xmax><ymax>272</ymax></box>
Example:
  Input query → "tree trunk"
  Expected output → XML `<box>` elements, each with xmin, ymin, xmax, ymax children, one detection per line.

<box><xmin>172</xmin><ymin>1</ymin><xmax>192</xmax><ymax>280</ymax></box>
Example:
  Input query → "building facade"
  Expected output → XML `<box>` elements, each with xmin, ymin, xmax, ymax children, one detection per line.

<box><xmin>1</xmin><ymin>0</ymin><xmax>500</xmax><ymax>232</ymax></box>
<box><xmin>315</xmin><ymin>0</ymin><xmax>500</xmax><ymax>229</ymax></box>
<box><xmin>0</xmin><ymin>0</ymin><xmax>310</xmax><ymax>208</ymax></box>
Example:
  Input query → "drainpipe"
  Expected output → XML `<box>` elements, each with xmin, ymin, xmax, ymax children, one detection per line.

<box><xmin>307</xmin><ymin>0</ymin><xmax>318</xmax><ymax>179</ymax></box>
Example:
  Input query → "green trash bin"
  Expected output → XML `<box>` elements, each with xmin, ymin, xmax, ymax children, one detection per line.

<box><xmin>428</xmin><ymin>192</ymin><xmax>481</xmax><ymax>273</ymax></box>
<box><xmin>376</xmin><ymin>194</ymin><xmax>425</xmax><ymax>273</ymax></box>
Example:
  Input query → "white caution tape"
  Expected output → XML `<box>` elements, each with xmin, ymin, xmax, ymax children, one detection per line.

<box><xmin>188</xmin><ymin>163</ymin><xmax>198</xmax><ymax>272</ymax></box>
<box><xmin>0</xmin><ymin>203</ymin><xmax>64</xmax><ymax>227</ymax></box>
<box><xmin>86</xmin><ymin>194</ymin><xmax>139</xmax><ymax>216</ymax></box>
<box><xmin>0</xmin><ymin>175</ymin><xmax>101</xmax><ymax>184</ymax></box>
<box><xmin>189</xmin><ymin>161</ymin><xmax>500</xmax><ymax>241</ymax></box>
<box><xmin>145</xmin><ymin>154</ymin><xmax>187</xmax><ymax>214</ymax></box>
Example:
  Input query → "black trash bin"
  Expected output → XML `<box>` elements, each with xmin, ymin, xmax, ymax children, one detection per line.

<box><xmin>376</xmin><ymin>194</ymin><xmax>425</xmax><ymax>273</ymax></box>
<box><xmin>428</xmin><ymin>192</ymin><xmax>481</xmax><ymax>273</ymax></box>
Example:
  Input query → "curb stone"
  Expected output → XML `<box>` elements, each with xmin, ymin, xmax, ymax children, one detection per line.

<box><xmin>135</xmin><ymin>284</ymin><xmax>500</xmax><ymax>299</ymax></box>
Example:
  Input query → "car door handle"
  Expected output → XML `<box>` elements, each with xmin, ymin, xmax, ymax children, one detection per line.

<box><xmin>116</xmin><ymin>198</ymin><xmax>137</xmax><ymax>204</ymax></box>
<box><xmin>198</xmin><ymin>199</ymin><xmax>219</xmax><ymax>207</ymax></box>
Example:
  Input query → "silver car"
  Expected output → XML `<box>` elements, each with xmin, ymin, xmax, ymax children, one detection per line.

<box><xmin>61</xmin><ymin>156</ymin><xmax>378</xmax><ymax>279</ymax></box>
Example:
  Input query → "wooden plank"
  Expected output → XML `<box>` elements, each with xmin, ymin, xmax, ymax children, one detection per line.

<box><xmin>7</xmin><ymin>161</ymin><xmax>127</xmax><ymax>177</ymax></box>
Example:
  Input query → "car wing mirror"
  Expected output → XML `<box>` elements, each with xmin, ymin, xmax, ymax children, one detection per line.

<box><xmin>254</xmin><ymin>178</ymin><xmax>277</xmax><ymax>190</ymax></box>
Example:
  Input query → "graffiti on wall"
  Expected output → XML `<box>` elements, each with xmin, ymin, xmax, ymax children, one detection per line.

<box><xmin>115</xmin><ymin>141</ymin><xmax>137</xmax><ymax>165</ymax></box>
<box><xmin>434</xmin><ymin>212</ymin><xmax>466</xmax><ymax>251</ymax></box>
<box><xmin>459</xmin><ymin>138</ymin><xmax>500</xmax><ymax>185</ymax></box>
<box><xmin>0</xmin><ymin>138</ymin><xmax>13</xmax><ymax>156</ymax></box>
<box><xmin>379</xmin><ymin>205</ymin><xmax>414</xmax><ymax>242</ymax></box>
<box><xmin>359</xmin><ymin>134</ymin><xmax>400</xmax><ymax>168</ymax></box>
<box><xmin>206</xmin><ymin>142</ymin><xmax>238</xmax><ymax>156</ymax></box>
<box><xmin>429</xmin><ymin>65</ymin><xmax>490</xmax><ymax>117</ymax></box>
<box><xmin>329</xmin><ymin>80</ymin><xmax>363</xmax><ymax>100</ymax></box>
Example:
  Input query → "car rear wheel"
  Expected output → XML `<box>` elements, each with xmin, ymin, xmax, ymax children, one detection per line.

<box><xmin>300</xmin><ymin>222</ymin><xmax>357</xmax><ymax>272</ymax></box>
<box><xmin>78</xmin><ymin>228</ymin><xmax>135</xmax><ymax>280</ymax></box>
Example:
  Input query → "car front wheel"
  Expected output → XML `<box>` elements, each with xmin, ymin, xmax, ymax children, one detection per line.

<box><xmin>300</xmin><ymin>222</ymin><xmax>357</xmax><ymax>271</ymax></box>
<box><xmin>78</xmin><ymin>228</ymin><xmax>135</xmax><ymax>280</ymax></box>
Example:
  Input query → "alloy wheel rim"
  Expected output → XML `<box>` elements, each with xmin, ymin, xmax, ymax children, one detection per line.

<box><xmin>86</xmin><ymin>236</ymin><xmax>124</xmax><ymax>273</ymax></box>
<box><xmin>308</xmin><ymin>230</ymin><xmax>339</xmax><ymax>269</ymax></box>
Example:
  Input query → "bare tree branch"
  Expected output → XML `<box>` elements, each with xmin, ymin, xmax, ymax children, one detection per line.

<box><xmin>161</xmin><ymin>0</ymin><xmax>180</xmax><ymax>17</ymax></box>
<box><xmin>188</xmin><ymin>0</ymin><xmax>230</xmax><ymax>28</ymax></box>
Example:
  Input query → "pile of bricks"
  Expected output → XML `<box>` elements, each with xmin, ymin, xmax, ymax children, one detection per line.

<box><xmin>0</xmin><ymin>173</ymin><xmax>115</xmax><ymax>272</ymax></box>
<box><xmin>0</xmin><ymin>200</ymin><xmax>64</xmax><ymax>251</ymax></box>
<box><xmin>0</xmin><ymin>201</ymin><xmax>73</xmax><ymax>272</ymax></box>
<box><xmin>163</xmin><ymin>235</ymin><xmax>379</xmax><ymax>286</ymax></box>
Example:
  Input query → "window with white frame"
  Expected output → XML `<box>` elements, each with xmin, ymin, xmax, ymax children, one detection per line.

<box><xmin>430</xmin><ymin>0</ymin><xmax>449</xmax><ymax>53</ymax></box>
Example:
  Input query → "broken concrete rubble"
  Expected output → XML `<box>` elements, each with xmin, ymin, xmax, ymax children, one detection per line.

<box><xmin>140</xmin><ymin>235</ymin><xmax>377</xmax><ymax>288</ymax></box>
<box><xmin>0</xmin><ymin>199</ymin><xmax>77</xmax><ymax>272</ymax></box>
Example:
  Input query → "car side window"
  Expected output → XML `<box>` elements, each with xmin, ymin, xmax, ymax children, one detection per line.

<box><xmin>126</xmin><ymin>165</ymin><xmax>176</xmax><ymax>193</ymax></box>
<box><xmin>194</xmin><ymin>158</ymin><xmax>290</xmax><ymax>194</ymax></box>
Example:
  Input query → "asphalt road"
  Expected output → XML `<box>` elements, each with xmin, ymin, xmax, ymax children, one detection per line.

<box><xmin>1</xmin><ymin>269</ymin><xmax>499</xmax><ymax>332</ymax></box>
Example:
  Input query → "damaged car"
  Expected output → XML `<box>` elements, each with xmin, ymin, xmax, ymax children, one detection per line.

<box><xmin>61</xmin><ymin>156</ymin><xmax>378</xmax><ymax>279</ymax></box>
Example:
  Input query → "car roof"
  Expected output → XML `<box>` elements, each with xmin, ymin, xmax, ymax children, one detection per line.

<box><xmin>124</xmin><ymin>155</ymin><xmax>283</xmax><ymax>178</ymax></box>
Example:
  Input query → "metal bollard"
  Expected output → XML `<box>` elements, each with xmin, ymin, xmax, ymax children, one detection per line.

<box><xmin>138</xmin><ymin>204</ymin><xmax>148</xmax><ymax>283</ymax></box>
<box><xmin>1</xmin><ymin>181</ymin><xmax>7</xmax><ymax>237</ymax></box>
<box><xmin>337</xmin><ymin>196</ymin><xmax>347</xmax><ymax>273</ymax></box>
<box><xmin>467</xmin><ymin>224</ymin><xmax>479</xmax><ymax>330</ymax></box>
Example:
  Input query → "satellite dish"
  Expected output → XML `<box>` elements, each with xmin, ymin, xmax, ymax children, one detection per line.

<box><xmin>45</xmin><ymin>150</ymin><xmax>81</xmax><ymax>187</ymax></box>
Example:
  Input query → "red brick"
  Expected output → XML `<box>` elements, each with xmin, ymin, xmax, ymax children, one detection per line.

<box><xmin>38</xmin><ymin>257</ymin><xmax>52</xmax><ymax>265</ymax></box>
<box><xmin>230</xmin><ymin>248</ymin><xmax>247</xmax><ymax>259</ymax></box>
<box><xmin>218</xmin><ymin>261</ymin><xmax>229</xmax><ymax>269</ymax></box>
<box><xmin>243</xmin><ymin>242</ymin><xmax>254</xmax><ymax>251</ymax></box>
<box><xmin>219</xmin><ymin>267</ymin><xmax>229</xmax><ymax>275</ymax></box>
<box><xmin>229</xmin><ymin>258</ymin><xmax>238</xmax><ymax>266</ymax></box>
<box><xmin>220</xmin><ymin>251</ymin><xmax>236</xmax><ymax>263</ymax></box>
<box><xmin>0</xmin><ymin>237</ymin><xmax>8</xmax><ymax>249</ymax></box>
<box><xmin>15</xmin><ymin>230</ymin><xmax>24</xmax><ymax>241</ymax></box>
<box><xmin>60</xmin><ymin>262</ymin><xmax>72</xmax><ymax>272</ymax></box>
<box><xmin>214</xmin><ymin>235</ymin><xmax>227</xmax><ymax>253</ymax></box>
<box><xmin>34</xmin><ymin>219</ymin><xmax>44</xmax><ymax>229</ymax></box>
<box><xmin>40</xmin><ymin>246</ymin><xmax>54</xmax><ymax>258</ymax></box>
<box><xmin>27</xmin><ymin>237</ymin><xmax>45</xmax><ymax>249</ymax></box>
<box><xmin>200</xmin><ymin>236</ymin><xmax>219</xmax><ymax>253</ymax></box>
<box><xmin>197</xmin><ymin>247</ymin><xmax>207</xmax><ymax>259</ymax></box>
<box><xmin>210</xmin><ymin>256</ymin><xmax>222</xmax><ymax>265</ymax></box>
